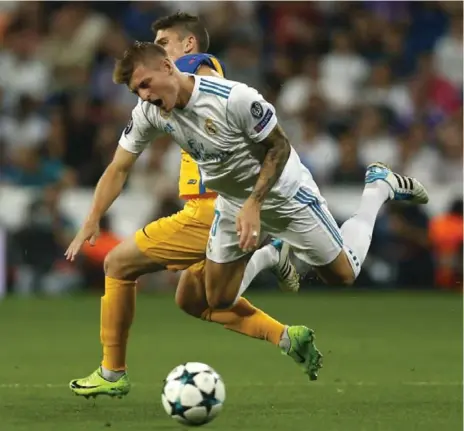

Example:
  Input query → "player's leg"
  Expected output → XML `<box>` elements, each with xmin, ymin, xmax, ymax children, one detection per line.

<box><xmin>177</xmin><ymin>263</ymin><xmax>285</xmax><ymax>345</ymax></box>
<box><xmin>69</xmin><ymin>201</ymin><xmax>216</xmax><ymax>398</ymax></box>
<box><xmin>291</xmin><ymin>163</ymin><xmax>429</xmax><ymax>285</ymax></box>
<box><xmin>69</xmin><ymin>237</ymin><xmax>163</xmax><ymax>398</ymax></box>
<box><xmin>203</xmin><ymin>196</ymin><xmax>322</xmax><ymax>380</ymax></box>
<box><xmin>236</xmin><ymin>238</ymin><xmax>300</xmax><ymax>296</ymax></box>
<box><xmin>287</xmin><ymin>163</ymin><xmax>428</xmax><ymax>285</ymax></box>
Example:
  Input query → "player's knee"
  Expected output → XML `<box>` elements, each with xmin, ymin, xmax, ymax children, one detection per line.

<box><xmin>326</xmin><ymin>270</ymin><xmax>355</xmax><ymax>286</ymax></box>
<box><xmin>175</xmin><ymin>292</ymin><xmax>204</xmax><ymax>318</ymax></box>
<box><xmin>104</xmin><ymin>250</ymin><xmax>122</xmax><ymax>278</ymax></box>
<box><xmin>104</xmin><ymin>248</ymin><xmax>135</xmax><ymax>280</ymax></box>
<box><xmin>206</xmin><ymin>293</ymin><xmax>235</xmax><ymax>311</ymax></box>
<box><xmin>339</xmin><ymin>272</ymin><xmax>356</xmax><ymax>286</ymax></box>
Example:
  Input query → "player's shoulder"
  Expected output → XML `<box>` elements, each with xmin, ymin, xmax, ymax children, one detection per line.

<box><xmin>176</xmin><ymin>53</ymin><xmax>225</xmax><ymax>75</ymax></box>
<box><xmin>197</xmin><ymin>76</ymin><xmax>255</xmax><ymax>101</ymax></box>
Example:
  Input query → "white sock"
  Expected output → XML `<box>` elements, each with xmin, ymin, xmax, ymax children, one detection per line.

<box><xmin>341</xmin><ymin>182</ymin><xmax>390</xmax><ymax>278</ymax></box>
<box><xmin>100</xmin><ymin>366</ymin><xmax>125</xmax><ymax>382</ymax></box>
<box><xmin>233</xmin><ymin>244</ymin><xmax>279</xmax><ymax>303</ymax></box>
<box><xmin>278</xmin><ymin>326</ymin><xmax>291</xmax><ymax>353</ymax></box>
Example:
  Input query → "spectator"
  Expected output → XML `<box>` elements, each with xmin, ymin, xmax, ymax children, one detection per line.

<box><xmin>355</xmin><ymin>106</ymin><xmax>399</xmax><ymax>168</ymax></box>
<box><xmin>276</xmin><ymin>56</ymin><xmax>326</xmax><ymax>118</ymax></box>
<box><xmin>397</xmin><ymin>122</ymin><xmax>441</xmax><ymax>189</ymax></box>
<box><xmin>2</xmin><ymin>147</ymin><xmax>68</xmax><ymax>187</ymax></box>
<box><xmin>320</xmin><ymin>30</ymin><xmax>369</xmax><ymax>110</ymax></box>
<box><xmin>0</xmin><ymin>94</ymin><xmax>49</xmax><ymax>160</ymax></box>
<box><xmin>385</xmin><ymin>204</ymin><xmax>434</xmax><ymax>288</ymax></box>
<box><xmin>81</xmin><ymin>215</ymin><xmax>120</xmax><ymax>290</ymax></box>
<box><xmin>429</xmin><ymin>199</ymin><xmax>463</xmax><ymax>290</ymax></box>
<box><xmin>332</xmin><ymin>130</ymin><xmax>365</xmax><ymax>185</ymax></box>
<box><xmin>10</xmin><ymin>184</ymin><xmax>81</xmax><ymax>295</ymax></box>
<box><xmin>433</xmin><ymin>14</ymin><xmax>463</xmax><ymax>89</ymax></box>
<box><xmin>361</xmin><ymin>61</ymin><xmax>414</xmax><ymax>120</ymax></box>
<box><xmin>296</xmin><ymin>116</ymin><xmax>339</xmax><ymax>185</ymax></box>
<box><xmin>39</xmin><ymin>3</ymin><xmax>110</xmax><ymax>93</ymax></box>
<box><xmin>436</xmin><ymin>119</ymin><xmax>463</xmax><ymax>186</ymax></box>
<box><xmin>221</xmin><ymin>33</ymin><xmax>264</xmax><ymax>91</ymax></box>
<box><xmin>0</xmin><ymin>21</ymin><xmax>50</xmax><ymax>110</ymax></box>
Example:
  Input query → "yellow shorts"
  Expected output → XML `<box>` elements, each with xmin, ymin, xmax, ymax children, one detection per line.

<box><xmin>134</xmin><ymin>197</ymin><xmax>216</xmax><ymax>272</ymax></box>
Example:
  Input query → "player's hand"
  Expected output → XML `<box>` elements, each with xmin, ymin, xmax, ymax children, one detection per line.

<box><xmin>236</xmin><ymin>198</ymin><xmax>261</xmax><ymax>252</ymax></box>
<box><xmin>64</xmin><ymin>220</ymin><xmax>100</xmax><ymax>262</ymax></box>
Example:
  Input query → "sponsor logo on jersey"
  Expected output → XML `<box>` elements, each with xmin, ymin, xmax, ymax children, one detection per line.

<box><xmin>186</xmin><ymin>138</ymin><xmax>229</xmax><ymax>163</ymax></box>
<box><xmin>163</xmin><ymin>123</ymin><xmax>175</xmax><ymax>134</ymax></box>
<box><xmin>187</xmin><ymin>179</ymin><xmax>198</xmax><ymax>185</ymax></box>
<box><xmin>254</xmin><ymin>109</ymin><xmax>273</xmax><ymax>133</ymax></box>
<box><xmin>124</xmin><ymin>117</ymin><xmax>133</xmax><ymax>135</ymax></box>
<box><xmin>250</xmin><ymin>101</ymin><xmax>264</xmax><ymax>119</ymax></box>
<box><xmin>204</xmin><ymin>118</ymin><xmax>217</xmax><ymax>135</ymax></box>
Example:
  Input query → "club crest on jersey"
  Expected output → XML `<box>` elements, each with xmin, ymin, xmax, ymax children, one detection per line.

<box><xmin>124</xmin><ymin>117</ymin><xmax>133</xmax><ymax>135</ymax></box>
<box><xmin>250</xmin><ymin>101</ymin><xmax>264</xmax><ymax>119</ymax></box>
<box><xmin>204</xmin><ymin>118</ymin><xmax>217</xmax><ymax>135</ymax></box>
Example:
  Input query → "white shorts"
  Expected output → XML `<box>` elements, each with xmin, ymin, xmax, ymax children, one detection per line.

<box><xmin>206</xmin><ymin>186</ymin><xmax>344</xmax><ymax>267</ymax></box>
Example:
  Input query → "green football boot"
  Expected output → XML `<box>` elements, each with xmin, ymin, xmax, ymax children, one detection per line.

<box><xmin>283</xmin><ymin>325</ymin><xmax>323</xmax><ymax>381</ymax></box>
<box><xmin>69</xmin><ymin>367</ymin><xmax>131</xmax><ymax>399</ymax></box>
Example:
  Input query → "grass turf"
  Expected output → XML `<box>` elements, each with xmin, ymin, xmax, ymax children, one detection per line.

<box><xmin>0</xmin><ymin>290</ymin><xmax>461</xmax><ymax>431</ymax></box>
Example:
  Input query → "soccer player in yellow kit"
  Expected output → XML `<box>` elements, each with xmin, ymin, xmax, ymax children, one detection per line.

<box><xmin>67</xmin><ymin>13</ymin><xmax>317</xmax><ymax>398</ymax></box>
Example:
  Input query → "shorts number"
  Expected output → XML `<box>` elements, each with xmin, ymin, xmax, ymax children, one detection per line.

<box><xmin>211</xmin><ymin>210</ymin><xmax>220</xmax><ymax>237</ymax></box>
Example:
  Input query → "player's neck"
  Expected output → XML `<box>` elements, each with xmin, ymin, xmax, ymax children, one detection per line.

<box><xmin>175</xmin><ymin>74</ymin><xmax>195</xmax><ymax>109</ymax></box>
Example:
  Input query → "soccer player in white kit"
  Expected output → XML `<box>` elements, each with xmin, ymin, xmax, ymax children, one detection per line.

<box><xmin>113</xmin><ymin>42</ymin><xmax>429</xmax><ymax>378</ymax></box>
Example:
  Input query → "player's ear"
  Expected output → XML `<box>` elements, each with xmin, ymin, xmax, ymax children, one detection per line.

<box><xmin>183</xmin><ymin>35</ymin><xmax>195</xmax><ymax>54</ymax></box>
<box><xmin>164</xmin><ymin>58</ymin><xmax>173</xmax><ymax>75</ymax></box>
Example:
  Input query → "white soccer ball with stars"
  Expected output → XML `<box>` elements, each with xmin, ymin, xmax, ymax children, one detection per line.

<box><xmin>162</xmin><ymin>362</ymin><xmax>226</xmax><ymax>426</ymax></box>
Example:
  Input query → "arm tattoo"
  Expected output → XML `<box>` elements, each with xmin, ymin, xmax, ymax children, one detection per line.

<box><xmin>250</xmin><ymin>124</ymin><xmax>291</xmax><ymax>204</ymax></box>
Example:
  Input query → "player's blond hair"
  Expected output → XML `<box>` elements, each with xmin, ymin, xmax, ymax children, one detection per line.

<box><xmin>113</xmin><ymin>42</ymin><xmax>168</xmax><ymax>86</ymax></box>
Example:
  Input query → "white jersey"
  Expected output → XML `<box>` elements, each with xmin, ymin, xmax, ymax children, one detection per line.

<box><xmin>119</xmin><ymin>75</ymin><xmax>308</xmax><ymax>209</ymax></box>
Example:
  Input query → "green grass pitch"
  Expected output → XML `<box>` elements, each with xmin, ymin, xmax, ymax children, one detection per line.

<box><xmin>0</xmin><ymin>290</ymin><xmax>461</xmax><ymax>431</ymax></box>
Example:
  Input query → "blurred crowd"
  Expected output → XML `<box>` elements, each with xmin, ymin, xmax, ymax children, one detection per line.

<box><xmin>0</xmin><ymin>1</ymin><xmax>462</xmax><ymax>294</ymax></box>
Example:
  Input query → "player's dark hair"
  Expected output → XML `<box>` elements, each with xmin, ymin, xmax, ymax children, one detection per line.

<box><xmin>151</xmin><ymin>12</ymin><xmax>210</xmax><ymax>52</ymax></box>
<box><xmin>113</xmin><ymin>41</ymin><xmax>167</xmax><ymax>86</ymax></box>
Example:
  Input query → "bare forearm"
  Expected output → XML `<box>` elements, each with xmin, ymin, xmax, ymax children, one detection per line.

<box><xmin>87</xmin><ymin>164</ymin><xmax>129</xmax><ymax>222</ymax></box>
<box><xmin>250</xmin><ymin>125</ymin><xmax>291</xmax><ymax>204</ymax></box>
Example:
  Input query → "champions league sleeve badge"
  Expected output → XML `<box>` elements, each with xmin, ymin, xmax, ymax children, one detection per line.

<box><xmin>250</xmin><ymin>101</ymin><xmax>264</xmax><ymax>119</ymax></box>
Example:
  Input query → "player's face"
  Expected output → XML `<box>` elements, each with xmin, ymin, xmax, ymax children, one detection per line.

<box><xmin>130</xmin><ymin>60</ymin><xmax>179</xmax><ymax>112</ymax></box>
<box><xmin>155</xmin><ymin>29</ymin><xmax>195</xmax><ymax>61</ymax></box>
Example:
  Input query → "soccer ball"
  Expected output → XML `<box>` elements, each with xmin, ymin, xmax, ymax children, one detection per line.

<box><xmin>161</xmin><ymin>362</ymin><xmax>226</xmax><ymax>426</ymax></box>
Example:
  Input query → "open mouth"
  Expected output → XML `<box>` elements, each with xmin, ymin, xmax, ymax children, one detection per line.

<box><xmin>152</xmin><ymin>99</ymin><xmax>163</xmax><ymax>108</ymax></box>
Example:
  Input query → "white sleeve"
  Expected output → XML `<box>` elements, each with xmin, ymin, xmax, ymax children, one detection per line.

<box><xmin>226</xmin><ymin>83</ymin><xmax>278</xmax><ymax>143</ymax></box>
<box><xmin>118</xmin><ymin>100</ymin><xmax>162</xmax><ymax>154</ymax></box>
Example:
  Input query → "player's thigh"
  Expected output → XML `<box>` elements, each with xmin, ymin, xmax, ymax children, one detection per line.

<box><xmin>313</xmin><ymin>250</ymin><xmax>354</xmax><ymax>285</ymax></box>
<box><xmin>104</xmin><ymin>236</ymin><xmax>164</xmax><ymax>281</ymax></box>
<box><xmin>135</xmin><ymin>199</ymin><xmax>215</xmax><ymax>271</ymax></box>
<box><xmin>175</xmin><ymin>262</ymin><xmax>208</xmax><ymax>317</ymax></box>
<box><xmin>205</xmin><ymin>196</ymin><xmax>262</xmax><ymax>309</ymax></box>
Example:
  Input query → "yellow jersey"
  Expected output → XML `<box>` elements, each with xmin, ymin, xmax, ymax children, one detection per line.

<box><xmin>174</xmin><ymin>53</ymin><xmax>225</xmax><ymax>200</ymax></box>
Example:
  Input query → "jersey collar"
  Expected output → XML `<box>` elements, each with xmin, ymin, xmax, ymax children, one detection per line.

<box><xmin>183</xmin><ymin>74</ymin><xmax>201</xmax><ymax>111</ymax></box>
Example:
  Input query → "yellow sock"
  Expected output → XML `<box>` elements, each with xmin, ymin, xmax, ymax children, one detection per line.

<box><xmin>202</xmin><ymin>298</ymin><xmax>285</xmax><ymax>346</ymax></box>
<box><xmin>101</xmin><ymin>277</ymin><xmax>136</xmax><ymax>371</ymax></box>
